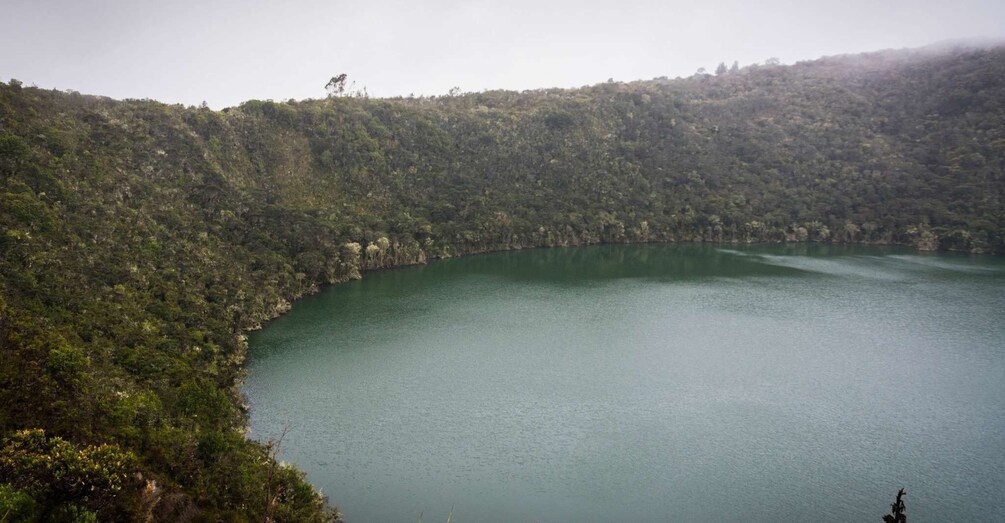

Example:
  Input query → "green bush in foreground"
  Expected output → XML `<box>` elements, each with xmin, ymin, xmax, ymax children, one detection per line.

<box><xmin>0</xmin><ymin>429</ymin><xmax>132</xmax><ymax>521</ymax></box>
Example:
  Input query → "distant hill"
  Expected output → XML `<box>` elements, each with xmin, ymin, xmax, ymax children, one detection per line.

<box><xmin>0</xmin><ymin>43</ymin><xmax>1003</xmax><ymax>520</ymax></box>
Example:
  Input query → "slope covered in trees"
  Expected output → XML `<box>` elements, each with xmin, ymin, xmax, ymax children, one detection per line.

<box><xmin>0</xmin><ymin>44</ymin><xmax>1003</xmax><ymax>520</ymax></box>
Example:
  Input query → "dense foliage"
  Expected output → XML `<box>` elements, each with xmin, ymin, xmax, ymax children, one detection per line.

<box><xmin>0</xmin><ymin>44</ymin><xmax>1003</xmax><ymax>520</ymax></box>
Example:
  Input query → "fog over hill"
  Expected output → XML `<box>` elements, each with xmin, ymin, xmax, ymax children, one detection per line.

<box><xmin>3</xmin><ymin>0</ymin><xmax>1005</xmax><ymax>107</ymax></box>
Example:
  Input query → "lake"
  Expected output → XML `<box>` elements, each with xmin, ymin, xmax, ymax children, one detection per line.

<box><xmin>244</xmin><ymin>244</ymin><xmax>1005</xmax><ymax>522</ymax></box>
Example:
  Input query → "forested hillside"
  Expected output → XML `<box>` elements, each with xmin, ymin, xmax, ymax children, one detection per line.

<box><xmin>1</xmin><ymin>44</ymin><xmax>1003</xmax><ymax>520</ymax></box>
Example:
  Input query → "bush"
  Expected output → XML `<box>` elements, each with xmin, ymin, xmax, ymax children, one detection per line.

<box><xmin>0</xmin><ymin>429</ymin><xmax>136</xmax><ymax>518</ymax></box>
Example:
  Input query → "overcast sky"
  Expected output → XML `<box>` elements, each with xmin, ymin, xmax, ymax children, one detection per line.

<box><xmin>2</xmin><ymin>0</ymin><xmax>1004</xmax><ymax>108</ymax></box>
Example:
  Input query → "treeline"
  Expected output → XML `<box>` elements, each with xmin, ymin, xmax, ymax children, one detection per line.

<box><xmin>0</xmin><ymin>44</ymin><xmax>1003</xmax><ymax>520</ymax></box>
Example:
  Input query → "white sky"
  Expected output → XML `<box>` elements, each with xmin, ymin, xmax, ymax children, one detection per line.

<box><xmin>2</xmin><ymin>0</ymin><xmax>1004</xmax><ymax>108</ymax></box>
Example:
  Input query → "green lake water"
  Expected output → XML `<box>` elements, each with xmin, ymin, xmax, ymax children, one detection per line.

<box><xmin>244</xmin><ymin>244</ymin><xmax>1005</xmax><ymax>522</ymax></box>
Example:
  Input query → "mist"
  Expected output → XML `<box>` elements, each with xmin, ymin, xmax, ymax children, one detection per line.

<box><xmin>2</xmin><ymin>0</ymin><xmax>1005</xmax><ymax>108</ymax></box>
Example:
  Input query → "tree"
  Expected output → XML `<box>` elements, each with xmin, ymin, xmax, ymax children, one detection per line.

<box><xmin>730</xmin><ymin>61</ymin><xmax>740</xmax><ymax>74</ymax></box>
<box><xmin>0</xmin><ymin>429</ymin><xmax>136</xmax><ymax>518</ymax></box>
<box><xmin>716</xmin><ymin>62</ymin><xmax>728</xmax><ymax>75</ymax></box>
<box><xmin>326</xmin><ymin>73</ymin><xmax>367</xmax><ymax>98</ymax></box>
<box><xmin>325</xmin><ymin>74</ymin><xmax>348</xmax><ymax>97</ymax></box>
<box><xmin>364</xmin><ymin>243</ymin><xmax>380</xmax><ymax>267</ymax></box>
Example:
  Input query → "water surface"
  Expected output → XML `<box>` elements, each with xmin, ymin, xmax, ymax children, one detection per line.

<box><xmin>245</xmin><ymin>244</ymin><xmax>1005</xmax><ymax>522</ymax></box>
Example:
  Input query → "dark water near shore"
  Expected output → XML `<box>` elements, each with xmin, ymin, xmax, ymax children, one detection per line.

<box><xmin>244</xmin><ymin>244</ymin><xmax>1005</xmax><ymax>522</ymax></box>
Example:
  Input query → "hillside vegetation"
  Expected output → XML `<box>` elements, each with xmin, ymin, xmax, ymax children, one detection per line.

<box><xmin>1</xmin><ymin>44</ymin><xmax>1003</xmax><ymax>520</ymax></box>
